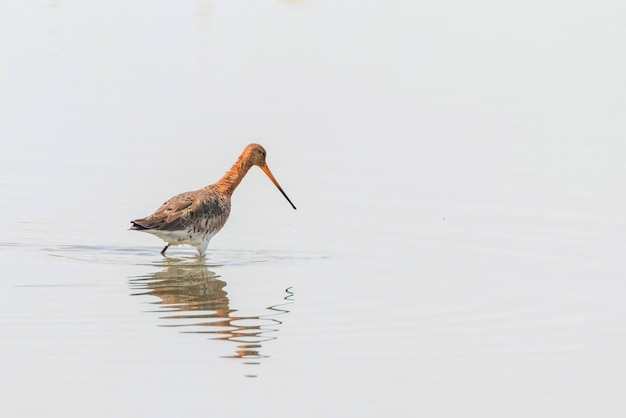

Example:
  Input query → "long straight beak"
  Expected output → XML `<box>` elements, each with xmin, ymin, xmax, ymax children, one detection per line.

<box><xmin>259</xmin><ymin>164</ymin><xmax>297</xmax><ymax>210</ymax></box>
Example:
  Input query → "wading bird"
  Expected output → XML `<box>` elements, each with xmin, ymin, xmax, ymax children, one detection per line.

<box><xmin>130</xmin><ymin>143</ymin><xmax>296</xmax><ymax>256</ymax></box>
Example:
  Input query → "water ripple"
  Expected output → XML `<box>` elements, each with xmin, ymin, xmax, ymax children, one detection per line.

<box><xmin>35</xmin><ymin>242</ymin><xmax>327</xmax><ymax>267</ymax></box>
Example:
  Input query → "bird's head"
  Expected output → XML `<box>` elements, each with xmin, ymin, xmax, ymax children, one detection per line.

<box><xmin>244</xmin><ymin>143</ymin><xmax>296</xmax><ymax>210</ymax></box>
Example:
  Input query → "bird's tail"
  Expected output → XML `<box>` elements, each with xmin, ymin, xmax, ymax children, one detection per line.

<box><xmin>129</xmin><ymin>221</ymin><xmax>149</xmax><ymax>230</ymax></box>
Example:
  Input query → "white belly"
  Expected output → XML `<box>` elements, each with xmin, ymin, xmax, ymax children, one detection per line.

<box><xmin>145</xmin><ymin>228</ymin><xmax>217</xmax><ymax>248</ymax></box>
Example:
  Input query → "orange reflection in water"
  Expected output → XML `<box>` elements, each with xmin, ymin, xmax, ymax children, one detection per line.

<box><xmin>129</xmin><ymin>263</ymin><xmax>293</xmax><ymax>369</ymax></box>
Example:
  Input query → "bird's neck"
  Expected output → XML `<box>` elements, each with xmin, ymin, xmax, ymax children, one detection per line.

<box><xmin>216</xmin><ymin>153</ymin><xmax>254</xmax><ymax>195</ymax></box>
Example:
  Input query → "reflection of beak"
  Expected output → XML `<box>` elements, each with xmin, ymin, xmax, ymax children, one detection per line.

<box><xmin>259</xmin><ymin>163</ymin><xmax>297</xmax><ymax>210</ymax></box>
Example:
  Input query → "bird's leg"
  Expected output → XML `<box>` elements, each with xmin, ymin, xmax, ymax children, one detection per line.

<box><xmin>160</xmin><ymin>244</ymin><xmax>169</xmax><ymax>256</ymax></box>
<box><xmin>197</xmin><ymin>242</ymin><xmax>208</xmax><ymax>258</ymax></box>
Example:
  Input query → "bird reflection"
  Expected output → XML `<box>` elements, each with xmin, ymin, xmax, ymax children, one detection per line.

<box><xmin>129</xmin><ymin>261</ymin><xmax>293</xmax><ymax>365</ymax></box>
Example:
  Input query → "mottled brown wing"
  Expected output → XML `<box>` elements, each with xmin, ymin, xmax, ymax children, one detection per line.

<box><xmin>132</xmin><ymin>188</ymin><xmax>227</xmax><ymax>232</ymax></box>
<box><xmin>132</xmin><ymin>191</ymin><xmax>198</xmax><ymax>231</ymax></box>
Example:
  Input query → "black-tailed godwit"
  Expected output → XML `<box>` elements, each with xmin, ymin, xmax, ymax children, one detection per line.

<box><xmin>130</xmin><ymin>143</ymin><xmax>296</xmax><ymax>256</ymax></box>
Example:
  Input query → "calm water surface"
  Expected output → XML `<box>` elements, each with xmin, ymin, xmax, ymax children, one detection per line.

<box><xmin>1</xmin><ymin>1</ymin><xmax>626</xmax><ymax>417</ymax></box>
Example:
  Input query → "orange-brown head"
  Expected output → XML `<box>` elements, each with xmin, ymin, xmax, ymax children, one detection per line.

<box><xmin>245</xmin><ymin>143</ymin><xmax>297</xmax><ymax>210</ymax></box>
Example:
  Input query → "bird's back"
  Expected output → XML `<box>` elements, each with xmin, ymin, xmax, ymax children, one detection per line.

<box><xmin>131</xmin><ymin>185</ymin><xmax>231</xmax><ymax>234</ymax></box>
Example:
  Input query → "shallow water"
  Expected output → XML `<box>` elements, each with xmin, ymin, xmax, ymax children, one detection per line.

<box><xmin>2</xmin><ymin>1</ymin><xmax>626</xmax><ymax>417</ymax></box>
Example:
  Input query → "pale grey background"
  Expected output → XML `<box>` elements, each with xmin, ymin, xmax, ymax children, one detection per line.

<box><xmin>1</xmin><ymin>1</ymin><xmax>625</xmax><ymax>417</ymax></box>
